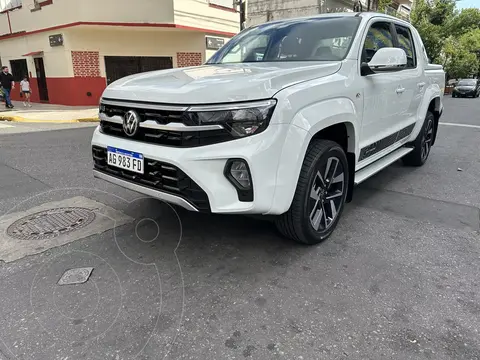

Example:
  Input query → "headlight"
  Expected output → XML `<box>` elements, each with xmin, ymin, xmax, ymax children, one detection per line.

<box><xmin>186</xmin><ymin>99</ymin><xmax>276</xmax><ymax>138</ymax></box>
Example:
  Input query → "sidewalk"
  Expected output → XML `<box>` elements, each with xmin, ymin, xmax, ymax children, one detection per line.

<box><xmin>0</xmin><ymin>101</ymin><xmax>99</xmax><ymax>123</ymax></box>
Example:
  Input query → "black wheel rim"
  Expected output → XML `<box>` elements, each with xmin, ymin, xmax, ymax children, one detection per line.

<box><xmin>421</xmin><ymin>119</ymin><xmax>433</xmax><ymax>161</ymax></box>
<box><xmin>307</xmin><ymin>156</ymin><xmax>345</xmax><ymax>232</ymax></box>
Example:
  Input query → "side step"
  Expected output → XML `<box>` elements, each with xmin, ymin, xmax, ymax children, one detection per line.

<box><xmin>354</xmin><ymin>147</ymin><xmax>414</xmax><ymax>185</ymax></box>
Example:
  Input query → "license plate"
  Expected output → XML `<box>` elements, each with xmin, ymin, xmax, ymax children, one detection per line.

<box><xmin>107</xmin><ymin>146</ymin><xmax>144</xmax><ymax>174</ymax></box>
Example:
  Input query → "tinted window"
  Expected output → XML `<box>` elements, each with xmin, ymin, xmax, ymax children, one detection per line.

<box><xmin>362</xmin><ymin>22</ymin><xmax>394</xmax><ymax>63</ymax></box>
<box><xmin>457</xmin><ymin>79</ymin><xmax>477</xmax><ymax>86</ymax></box>
<box><xmin>208</xmin><ymin>17</ymin><xmax>361</xmax><ymax>64</ymax></box>
<box><xmin>395</xmin><ymin>25</ymin><xmax>416</xmax><ymax>68</ymax></box>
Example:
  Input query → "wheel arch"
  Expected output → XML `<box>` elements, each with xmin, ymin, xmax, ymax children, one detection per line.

<box><xmin>267</xmin><ymin>98</ymin><xmax>360</xmax><ymax>215</ymax></box>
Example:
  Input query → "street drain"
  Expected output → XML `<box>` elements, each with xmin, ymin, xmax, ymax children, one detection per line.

<box><xmin>6</xmin><ymin>207</ymin><xmax>96</xmax><ymax>240</ymax></box>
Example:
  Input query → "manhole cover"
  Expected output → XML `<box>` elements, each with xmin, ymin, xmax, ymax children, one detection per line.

<box><xmin>58</xmin><ymin>267</ymin><xmax>94</xmax><ymax>285</ymax></box>
<box><xmin>6</xmin><ymin>207</ymin><xmax>96</xmax><ymax>240</ymax></box>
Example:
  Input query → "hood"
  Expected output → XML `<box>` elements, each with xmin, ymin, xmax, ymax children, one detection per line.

<box><xmin>102</xmin><ymin>62</ymin><xmax>341</xmax><ymax>104</ymax></box>
<box><xmin>456</xmin><ymin>85</ymin><xmax>475</xmax><ymax>90</ymax></box>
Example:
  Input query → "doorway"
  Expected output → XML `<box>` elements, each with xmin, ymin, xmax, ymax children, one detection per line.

<box><xmin>34</xmin><ymin>57</ymin><xmax>49</xmax><ymax>102</ymax></box>
<box><xmin>104</xmin><ymin>56</ymin><xmax>173</xmax><ymax>85</ymax></box>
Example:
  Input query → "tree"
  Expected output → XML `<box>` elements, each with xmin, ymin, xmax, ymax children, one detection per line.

<box><xmin>429</xmin><ymin>0</ymin><xmax>456</xmax><ymax>26</ymax></box>
<box><xmin>443</xmin><ymin>43</ymin><xmax>479</xmax><ymax>78</ymax></box>
<box><xmin>377</xmin><ymin>0</ymin><xmax>392</xmax><ymax>12</ymax></box>
<box><xmin>459</xmin><ymin>29</ymin><xmax>480</xmax><ymax>77</ymax></box>
<box><xmin>446</xmin><ymin>8</ymin><xmax>480</xmax><ymax>37</ymax></box>
<box><xmin>441</xmin><ymin>30</ymin><xmax>480</xmax><ymax>79</ymax></box>
<box><xmin>410</xmin><ymin>0</ymin><xmax>480</xmax><ymax>78</ymax></box>
<box><xmin>410</xmin><ymin>0</ymin><xmax>456</xmax><ymax>63</ymax></box>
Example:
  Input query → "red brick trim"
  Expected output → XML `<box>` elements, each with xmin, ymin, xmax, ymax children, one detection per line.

<box><xmin>39</xmin><ymin>0</ymin><xmax>53</xmax><ymax>6</ymax></box>
<box><xmin>208</xmin><ymin>3</ymin><xmax>237</xmax><ymax>13</ymax></box>
<box><xmin>72</xmin><ymin>51</ymin><xmax>101</xmax><ymax>77</ymax></box>
<box><xmin>177</xmin><ymin>52</ymin><xmax>202</xmax><ymax>67</ymax></box>
<box><xmin>0</xmin><ymin>21</ymin><xmax>236</xmax><ymax>41</ymax></box>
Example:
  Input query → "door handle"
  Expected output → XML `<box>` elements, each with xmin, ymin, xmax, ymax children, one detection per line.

<box><xmin>396</xmin><ymin>87</ymin><xmax>405</xmax><ymax>94</ymax></box>
<box><xmin>417</xmin><ymin>82</ymin><xmax>426</xmax><ymax>88</ymax></box>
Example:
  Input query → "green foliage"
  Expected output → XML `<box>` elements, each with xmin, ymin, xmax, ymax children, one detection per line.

<box><xmin>459</xmin><ymin>29</ymin><xmax>480</xmax><ymax>53</ymax></box>
<box><xmin>443</xmin><ymin>40</ymin><xmax>478</xmax><ymax>78</ymax></box>
<box><xmin>446</xmin><ymin>8</ymin><xmax>480</xmax><ymax>37</ymax></box>
<box><xmin>429</xmin><ymin>0</ymin><xmax>456</xmax><ymax>25</ymax></box>
<box><xmin>377</xmin><ymin>0</ymin><xmax>392</xmax><ymax>12</ymax></box>
<box><xmin>411</xmin><ymin>0</ymin><xmax>480</xmax><ymax>78</ymax></box>
<box><xmin>416</xmin><ymin>21</ymin><xmax>444</xmax><ymax>63</ymax></box>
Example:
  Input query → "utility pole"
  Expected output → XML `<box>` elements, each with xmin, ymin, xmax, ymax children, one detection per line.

<box><xmin>234</xmin><ymin>0</ymin><xmax>246</xmax><ymax>31</ymax></box>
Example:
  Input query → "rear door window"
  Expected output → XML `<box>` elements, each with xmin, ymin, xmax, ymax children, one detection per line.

<box><xmin>395</xmin><ymin>24</ymin><xmax>416</xmax><ymax>68</ymax></box>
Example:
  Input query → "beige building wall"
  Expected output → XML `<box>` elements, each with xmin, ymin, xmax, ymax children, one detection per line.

<box><xmin>0</xmin><ymin>0</ymin><xmax>238</xmax><ymax>37</ymax></box>
<box><xmin>66</xmin><ymin>26</ymin><xmax>207</xmax><ymax>77</ymax></box>
<box><xmin>174</xmin><ymin>0</ymin><xmax>238</xmax><ymax>34</ymax></box>
<box><xmin>0</xmin><ymin>30</ymin><xmax>73</xmax><ymax>77</ymax></box>
<box><xmin>0</xmin><ymin>11</ymin><xmax>9</xmax><ymax>35</ymax></box>
<box><xmin>0</xmin><ymin>26</ymin><xmax>232</xmax><ymax>79</ymax></box>
<box><xmin>3</xmin><ymin>0</ymin><xmax>175</xmax><ymax>34</ymax></box>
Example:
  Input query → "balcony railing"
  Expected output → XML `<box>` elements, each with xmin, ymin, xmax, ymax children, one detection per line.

<box><xmin>0</xmin><ymin>0</ymin><xmax>22</xmax><ymax>12</ymax></box>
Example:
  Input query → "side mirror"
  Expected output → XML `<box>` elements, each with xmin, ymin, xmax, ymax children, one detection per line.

<box><xmin>361</xmin><ymin>47</ymin><xmax>407</xmax><ymax>76</ymax></box>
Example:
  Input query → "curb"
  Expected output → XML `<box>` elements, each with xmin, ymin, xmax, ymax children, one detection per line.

<box><xmin>0</xmin><ymin>115</ymin><xmax>99</xmax><ymax>124</ymax></box>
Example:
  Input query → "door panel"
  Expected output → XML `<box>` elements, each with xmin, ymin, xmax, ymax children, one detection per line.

<box><xmin>394</xmin><ymin>24</ymin><xmax>423</xmax><ymax>129</ymax></box>
<box><xmin>34</xmin><ymin>57</ymin><xmax>49</xmax><ymax>102</ymax></box>
<box><xmin>359</xmin><ymin>21</ymin><xmax>401</xmax><ymax>159</ymax></box>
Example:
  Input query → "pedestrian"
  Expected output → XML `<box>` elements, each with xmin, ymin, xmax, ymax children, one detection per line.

<box><xmin>0</xmin><ymin>66</ymin><xmax>15</xmax><ymax>109</ymax></box>
<box><xmin>20</xmin><ymin>76</ymin><xmax>32</xmax><ymax>107</ymax></box>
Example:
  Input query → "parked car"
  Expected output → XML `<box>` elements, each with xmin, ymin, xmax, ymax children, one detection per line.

<box><xmin>452</xmin><ymin>79</ymin><xmax>480</xmax><ymax>98</ymax></box>
<box><xmin>92</xmin><ymin>13</ymin><xmax>445</xmax><ymax>245</ymax></box>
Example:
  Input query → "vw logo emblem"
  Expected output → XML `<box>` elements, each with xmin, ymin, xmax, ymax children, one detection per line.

<box><xmin>123</xmin><ymin>110</ymin><xmax>139</xmax><ymax>137</ymax></box>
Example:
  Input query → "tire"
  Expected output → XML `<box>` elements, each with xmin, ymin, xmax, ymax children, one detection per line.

<box><xmin>402</xmin><ymin>111</ymin><xmax>435</xmax><ymax>167</ymax></box>
<box><xmin>275</xmin><ymin>140</ymin><xmax>349</xmax><ymax>245</ymax></box>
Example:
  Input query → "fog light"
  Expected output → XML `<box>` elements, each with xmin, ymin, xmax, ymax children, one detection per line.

<box><xmin>224</xmin><ymin>159</ymin><xmax>253</xmax><ymax>202</ymax></box>
<box><xmin>230</xmin><ymin>160</ymin><xmax>251</xmax><ymax>188</ymax></box>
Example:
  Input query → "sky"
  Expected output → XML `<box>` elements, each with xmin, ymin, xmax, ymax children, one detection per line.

<box><xmin>456</xmin><ymin>0</ymin><xmax>480</xmax><ymax>9</ymax></box>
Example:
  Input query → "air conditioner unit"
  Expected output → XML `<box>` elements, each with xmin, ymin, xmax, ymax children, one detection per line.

<box><xmin>29</xmin><ymin>0</ymin><xmax>42</xmax><ymax>12</ymax></box>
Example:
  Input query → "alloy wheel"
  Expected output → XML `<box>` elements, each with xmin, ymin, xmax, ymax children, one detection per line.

<box><xmin>421</xmin><ymin>118</ymin><xmax>433</xmax><ymax>161</ymax></box>
<box><xmin>308</xmin><ymin>157</ymin><xmax>345</xmax><ymax>232</ymax></box>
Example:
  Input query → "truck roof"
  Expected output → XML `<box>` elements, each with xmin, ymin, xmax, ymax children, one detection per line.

<box><xmin>252</xmin><ymin>12</ymin><xmax>411</xmax><ymax>28</ymax></box>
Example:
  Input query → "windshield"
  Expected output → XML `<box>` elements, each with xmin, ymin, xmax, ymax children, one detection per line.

<box><xmin>208</xmin><ymin>17</ymin><xmax>361</xmax><ymax>64</ymax></box>
<box><xmin>457</xmin><ymin>79</ymin><xmax>477</xmax><ymax>86</ymax></box>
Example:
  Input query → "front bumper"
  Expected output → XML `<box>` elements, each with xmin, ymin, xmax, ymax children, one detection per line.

<box><xmin>91</xmin><ymin>123</ymin><xmax>304</xmax><ymax>214</ymax></box>
<box><xmin>93</xmin><ymin>169</ymin><xmax>200</xmax><ymax>211</ymax></box>
<box><xmin>453</xmin><ymin>90</ymin><xmax>476</xmax><ymax>97</ymax></box>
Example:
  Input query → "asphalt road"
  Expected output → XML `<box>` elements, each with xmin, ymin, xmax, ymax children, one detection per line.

<box><xmin>0</xmin><ymin>96</ymin><xmax>479</xmax><ymax>360</ymax></box>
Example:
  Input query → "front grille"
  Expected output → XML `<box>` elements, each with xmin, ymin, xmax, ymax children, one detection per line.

<box><xmin>100</xmin><ymin>102</ymin><xmax>234</xmax><ymax>147</ymax></box>
<box><xmin>92</xmin><ymin>146</ymin><xmax>210</xmax><ymax>211</ymax></box>
<box><xmin>100</xmin><ymin>121</ymin><xmax>232</xmax><ymax>147</ymax></box>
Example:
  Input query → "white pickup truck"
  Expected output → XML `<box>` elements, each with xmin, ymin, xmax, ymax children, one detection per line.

<box><xmin>92</xmin><ymin>12</ymin><xmax>445</xmax><ymax>245</ymax></box>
